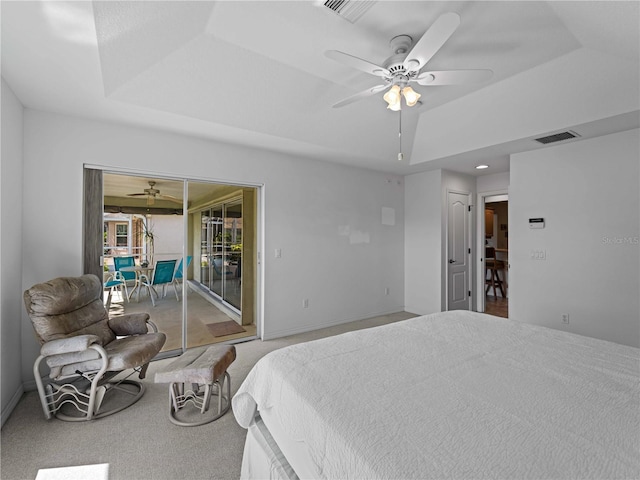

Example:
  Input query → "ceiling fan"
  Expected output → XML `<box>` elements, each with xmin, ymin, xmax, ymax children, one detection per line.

<box><xmin>326</xmin><ymin>12</ymin><xmax>493</xmax><ymax>109</ymax></box>
<box><xmin>126</xmin><ymin>181</ymin><xmax>182</xmax><ymax>206</ymax></box>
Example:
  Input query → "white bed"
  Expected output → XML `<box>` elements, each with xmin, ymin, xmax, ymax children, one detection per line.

<box><xmin>233</xmin><ymin>311</ymin><xmax>640</xmax><ymax>479</ymax></box>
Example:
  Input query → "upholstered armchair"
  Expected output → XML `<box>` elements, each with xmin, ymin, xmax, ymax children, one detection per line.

<box><xmin>24</xmin><ymin>274</ymin><xmax>166</xmax><ymax>421</ymax></box>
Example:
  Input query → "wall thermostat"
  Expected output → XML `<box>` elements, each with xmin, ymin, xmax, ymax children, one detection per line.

<box><xmin>529</xmin><ymin>218</ymin><xmax>545</xmax><ymax>229</ymax></box>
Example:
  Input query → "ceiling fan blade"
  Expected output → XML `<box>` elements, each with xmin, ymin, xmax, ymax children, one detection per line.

<box><xmin>332</xmin><ymin>84</ymin><xmax>389</xmax><ymax>108</ymax></box>
<box><xmin>325</xmin><ymin>50</ymin><xmax>390</xmax><ymax>77</ymax></box>
<box><xmin>415</xmin><ymin>69</ymin><xmax>493</xmax><ymax>85</ymax></box>
<box><xmin>127</xmin><ymin>193</ymin><xmax>148</xmax><ymax>197</ymax></box>
<box><xmin>158</xmin><ymin>194</ymin><xmax>183</xmax><ymax>204</ymax></box>
<box><xmin>403</xmin><ymin>12</ymin><xmax>460</xmax><ymax>73</ymax></box>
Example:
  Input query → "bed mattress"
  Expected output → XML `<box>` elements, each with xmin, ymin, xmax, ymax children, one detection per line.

<box><xmin>233</xmin><ymin>311</ymin><xmax>640</xmax><ymax>479</ymax></box>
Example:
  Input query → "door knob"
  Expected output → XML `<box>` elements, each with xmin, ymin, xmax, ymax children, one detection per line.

<box><xmin>449</xmin><ymin>259</ymin><xmax>455</xmax><ymax>264</ymax></box>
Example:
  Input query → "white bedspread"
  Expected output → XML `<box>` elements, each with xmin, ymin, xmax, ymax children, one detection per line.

<box><xmin>233</xmin><ymin>311</ymin><xmax>640</xmax><ymax>479</ymax></box>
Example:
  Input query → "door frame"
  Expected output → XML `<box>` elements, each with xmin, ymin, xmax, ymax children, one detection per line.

<box><xmin>445</xmin><ymin>189</ymin><xmax>473</xmax><ymax>311</ymax></box>
<box><xmin>476</xmin><ymin>189</ymin><xmax>508</xmax><ymax>312</ymax></box>
<box><xmin>84</xmin><ymin>164</ymin><xmax>264</xmax><ymax>351</ymax></box>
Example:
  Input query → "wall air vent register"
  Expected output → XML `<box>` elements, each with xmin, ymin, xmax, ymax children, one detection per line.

<box><xmin>322</xmin><ymin>0</ymin><xmax>376</xmax><ymax>23</ymax></box>
<box><xmin>534</xmin><ymin>130</ymin><xmax>581</xmax><ymax>145</ymax></box>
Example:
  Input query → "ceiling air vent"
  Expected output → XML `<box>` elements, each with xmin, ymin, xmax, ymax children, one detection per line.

<box><xmin>534</xmin><ymin>130</ymin><xmax>581</xmax><ymax>145</ymax></box>
<box><xmin>322</xmin><ymin>0</ymin><xmax>376</xmax><ymax>23</ymax></box>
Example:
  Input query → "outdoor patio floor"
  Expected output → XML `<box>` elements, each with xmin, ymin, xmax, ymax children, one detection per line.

<box><xmin>106</xmin><ymin>281</ymin><xmax>256</xmax><ymax>351</ymax></box>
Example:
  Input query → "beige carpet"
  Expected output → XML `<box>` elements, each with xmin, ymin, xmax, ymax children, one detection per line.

<box><xmin>0</xmin><ymin>312</ymin><xmax>415</xmax><ymax>480</ymax></box>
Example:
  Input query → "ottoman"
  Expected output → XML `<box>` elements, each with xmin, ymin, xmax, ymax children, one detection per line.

<box><xmin>155</xmin><ymin>344</ymin><xmax>236</xmax><ymax>426</ymax></box>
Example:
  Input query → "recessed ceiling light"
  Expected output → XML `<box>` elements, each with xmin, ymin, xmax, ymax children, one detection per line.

<box><xmin>476</xmin><ymin>164</ymin><xmax>489</xmax><ymax>170</ymax></box>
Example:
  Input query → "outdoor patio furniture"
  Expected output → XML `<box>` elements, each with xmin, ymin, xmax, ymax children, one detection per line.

<box><xmin>113</xmin><ymin>256</ymin><xmax>136</xmax><ymax>298</ymax></box>
<box><xmin>138</xmin><ymin>259</ymin><xmax>178</xmax><ymax>306</ymax></box>
<box><xmin>103</xmin><ymin>271</ymin><xmax>129</xmax><ymax>309</ymax></box>
<box><xmin>169</xmin><ymin>255</ymin><xmax>192</xmax><ymax>296</ymax></box>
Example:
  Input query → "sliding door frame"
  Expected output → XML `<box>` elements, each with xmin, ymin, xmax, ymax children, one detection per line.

<box><xmin>83</xmin><ymin>168</ymin><xmax>104</xmax><ymax>281</ymax></box>
<box><xmin>83</xmin><ymin>164</ymin><xmax>264</xmax><ymax>351</ymax></box>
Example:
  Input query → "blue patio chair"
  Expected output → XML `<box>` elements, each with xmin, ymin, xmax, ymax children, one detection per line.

<box><xmin>212</xmin><ymin>257</ymin><xmax>233</xmax><ymax>279</ymax></box>
<box><xmin>138</xmin><ymin>259</ymin><xmax>178</xmax><ymax>306</ymax></box>
<box><xmin>169</xmin><ymin>255</ymin><xmax>192</xmax><ymax>296</ymax></box>
<box><xmin>103</xmin><ymin>272</ymin><xmax>128</xmax><ymax>309</ymax></box>
<box><xmin>113</xmin><ymin>256</ymin><xmax>136</xmax><ymax>298</ymax></box>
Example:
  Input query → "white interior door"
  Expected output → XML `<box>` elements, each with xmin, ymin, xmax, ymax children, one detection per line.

<box><xmin>447</xmin><ymin>191</ymin><xmax>471</xmax><ymax>310</ymax></box>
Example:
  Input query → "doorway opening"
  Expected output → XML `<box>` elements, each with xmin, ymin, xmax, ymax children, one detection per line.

<box><xmin>478</xmin><ymin>192</ymin><xmax>508</xmax><ymax>318</ymax></box>
<box><xmin>98</xmin><ymin>171</ymin><xmax>260</xmax><ymax>353</ymax></box>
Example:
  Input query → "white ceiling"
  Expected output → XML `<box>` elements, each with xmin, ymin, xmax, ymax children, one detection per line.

<box><xmin>2</xmin><ymin>1</ymin><xmax>639</xmax><ymax>176</ymax></box>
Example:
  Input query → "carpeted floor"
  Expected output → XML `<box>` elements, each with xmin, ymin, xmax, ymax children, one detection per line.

<box><xmin>0</xmin><ymin>311</ymin><xmax>415</xmax><ymax>480</ymax></box>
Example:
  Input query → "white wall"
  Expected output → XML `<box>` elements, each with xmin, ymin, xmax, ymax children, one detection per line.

<box><xmin>404</xmin><ymin>170</ymin><xmax>442</xmax><ymax>314</ymax></box>
<box><xmin>404</xmin><ymin>169</ymin><xmax>477</xmax><ymax>314</ymax></box>
<box><xmin>19</xmin><ymin>110</ymin><xmax>405</xmax><ymax>383</ymax></box>
<box><xmin>1</xmin><ymin>79</ymin><xmax>25</xmax><ymax>425</ymax></box>
<box><xmin>510</xmin><ymin>129</ymin><xmax>640</xmax><ymax>347</ymax></box>
<box><xmin>148</xmin><ymin>215</ymin><xmax>183</xmax><ymax>262</ymax></box>
<box><xmin>477</xmin><ymin>172</ymin><xmax>510</xmax><ymax>194</ymax></box>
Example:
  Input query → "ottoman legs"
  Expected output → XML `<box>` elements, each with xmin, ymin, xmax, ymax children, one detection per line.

<box><xmin>168</xmin><ymin>371</ymin><xmax>231</xmax><ymax>427</ymax></box>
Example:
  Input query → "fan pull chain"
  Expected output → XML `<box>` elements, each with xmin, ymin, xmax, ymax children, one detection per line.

<box><xmin>397</xmin><ymin>105</ymin><xmax>404</xmax><ymax>161</ymax></box>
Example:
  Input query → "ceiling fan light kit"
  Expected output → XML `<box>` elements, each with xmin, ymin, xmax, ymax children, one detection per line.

<box><xmin>383</xmin><ymin>83</ymin><xmax>422</xmax><ymax>111</ymax></box>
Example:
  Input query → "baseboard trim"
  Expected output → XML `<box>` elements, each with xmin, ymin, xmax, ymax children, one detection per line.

<box><xmin>1</xmin><ymin>384</ymin><xmax>25</xmax><ymax>428</ymax></box>
<box><xmin>262</xmin><ymin>307</ymin><xmax>405</xmax><ymax>341</ymax></box>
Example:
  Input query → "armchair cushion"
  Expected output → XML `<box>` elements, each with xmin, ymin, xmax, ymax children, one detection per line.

<box><xmin>24</xmin><ymin>275</ymin><xmax>116</xmax><ymax>346</ymax></box>
<box><xmin>41</xmin><ymin>334</ymin><xmax>101</xmax><ymax>357</ymax></box>
<box><xmin>108</xmin><ymin>313</ymin><xmax>151</xmax><ymax>336</ymax></box>
<box><xmin>47</xmin><ymin>349</ymin><xmax>104</xmax><ymax>378</ymax></box>
<box><xmin>54</xmin><ymin>333</ymin><xmax>165</xmax><ymax>378</ymax></box>
<box><xmin>104</xmin><ymin>334</ymin><xmax>166</xmax><ymax>371</ymax></box>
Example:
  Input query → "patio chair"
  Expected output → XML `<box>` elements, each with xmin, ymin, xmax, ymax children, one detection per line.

<box><xmin>103</xmin><ymin>271</ymin><xmax>129</xmax><ymax>309</ymax></box>
<box><xmin>113</xmin><ymin>256</ymin><xmax>136</xmax><ymax>299</ymax></box>
<box><xmin>138</xmin><ymin>259</ymin><xmax>178</xmax><ymax>306</ymax></box>
<box><xmin>24</xmin><ymin>274</ymin><xmax>166</xmax><ymax>421</ymax></box>
<box><xmin>169</xmin><ymin>255</ymin><xmax>192</xmax><ymax>296</ymax></box>
<box><xmin>212</xmin><ymin>257</ymin><xmax>233</xmax><ymax>280</ymax></box>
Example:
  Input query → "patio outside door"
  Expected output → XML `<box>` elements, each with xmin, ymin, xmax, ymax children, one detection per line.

<box><xmin>200</xmin><ymin>199</ymin><xmax>242</xmax><ymax>312</ymax></box>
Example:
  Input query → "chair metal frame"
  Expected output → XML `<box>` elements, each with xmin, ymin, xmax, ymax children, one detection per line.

<box><xmin>33</xmin><ymin>341</ymin><xmax>151</xmax><ymax>422</ymax></box>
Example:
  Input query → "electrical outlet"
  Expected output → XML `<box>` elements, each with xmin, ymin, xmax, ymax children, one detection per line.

<box><xmin>275</xmin><ymin>248</ymin><xmax>282</xmax><ymax>258</ymax></box>
<box><xmin>561</xmin><ymin>314</ymin><xmax>569</xmax><ymax>324</ymax></box>
<box><xmin>384</xmin><ymin>287</ymin><xmax>390</xmax><ymax>296</ymax></box>
<box><xmin>303</xmin><ymin>299</ymin><xmax>309</xmax><ymax>308</ymax></box>
<box><xmin>530</xmin><ymin>249</ymin><xmax>547</xmax><ymax>260</ymax></box>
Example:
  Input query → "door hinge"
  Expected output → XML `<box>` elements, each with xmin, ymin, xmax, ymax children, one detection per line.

<box><xmin>468</xmin><ymin>205</ymin><xmax>472</xmax><ymax>212</ymax></box>
<box><xmin>468</xmin><ymin>248</ymin><xmax>471</xmax><ymax>254</ymax></box>
<box><xmin>468</xmin><ymin>290</ymin><xmax>472</xmax><ymax>296</ymax></box>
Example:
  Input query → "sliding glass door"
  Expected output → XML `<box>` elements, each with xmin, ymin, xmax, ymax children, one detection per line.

<box><xmin>199</xmin><ymin>198</ymin><xmax>242</xmax><ymax>312</ymax></box>
<box><xmin>90</xmin><ymin>170</ymin><xmax>259</xmax><ymax>354</ymax></box>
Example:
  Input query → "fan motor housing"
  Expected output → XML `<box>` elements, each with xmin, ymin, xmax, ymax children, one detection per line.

<box><xmin>384</xmin><ymin>35</ymin><xmax>419</xmax><ymax>82</ymax></box>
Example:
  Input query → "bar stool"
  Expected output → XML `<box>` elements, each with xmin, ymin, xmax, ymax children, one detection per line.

<box><xmin>485</xmin><ymin>247</ymin><xmax>505</xmax><ymax>297</ymax></box>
